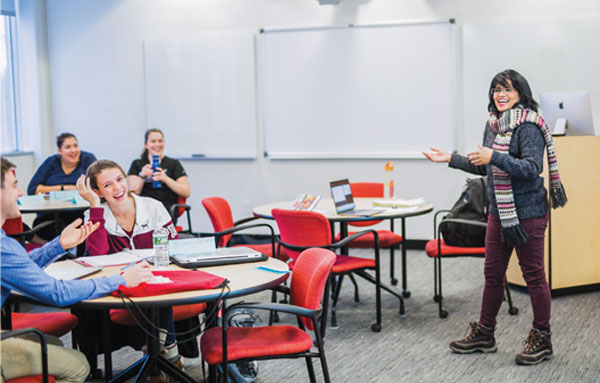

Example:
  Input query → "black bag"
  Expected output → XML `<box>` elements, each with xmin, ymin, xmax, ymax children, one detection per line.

<box><xmin>440</xmin><ymin>177</ymin><xmax>489</xmax><ymax>247</ymax></box>
<box><xmin>218</xmin><ymin>307</ymin><xmax>261</xmax><ymax>383</ymax></box>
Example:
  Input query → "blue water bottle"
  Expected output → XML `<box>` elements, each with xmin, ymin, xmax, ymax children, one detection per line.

<box><xmin>151</xmin><ymin>154</ymin><xmax>161</xmax><ymax>189</ymax></box>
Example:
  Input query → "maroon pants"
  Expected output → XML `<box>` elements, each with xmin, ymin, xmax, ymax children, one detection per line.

<box><xmin>479</xmin><ymin>213</ymin><xmax>551</xmax><ymax>332</ymax></box>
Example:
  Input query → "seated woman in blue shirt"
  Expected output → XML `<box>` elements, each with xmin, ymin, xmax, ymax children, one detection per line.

<box><xmin>27</xmin><ymin>133</ymin><xmax>97</xmax><ymax>242</ymax></box>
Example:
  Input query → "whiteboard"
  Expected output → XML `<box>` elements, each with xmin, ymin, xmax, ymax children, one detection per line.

<box><xmin>144</xmin><ymin>32</ymin><xmax>257</xmax><ymax>159</ymax></box>
<box><xmin>258</xmin><ymin>20</ymin><xmax>456</xmax><ymax>159</ymax></box>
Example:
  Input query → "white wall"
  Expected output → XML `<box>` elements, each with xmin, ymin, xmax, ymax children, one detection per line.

<box><xmin>20</xmin><ymin>0</ymin><xmax>600</xmax><ymax>239</ymax></box>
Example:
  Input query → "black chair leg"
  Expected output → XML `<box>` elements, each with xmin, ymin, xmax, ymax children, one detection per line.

<box><xmin>390</xmin><ymin>246</ymin><xmax>398</xmax><ymax>285</ymax></box>
<box><xmin>330</xmin><ymin>275</ymin><xmax>344</xmax><ymax>328</ymax></box>
<box><xmin>437</xmin><ymin>257</ymin><xmax>448</xmax><ymax>319</ymax></box>
<box><xmin>504</xmin><ymin>276</ymin><xmax>519</xmax><ymax>315</ymax></box>
<box><xmin>348</xmin><ymin>273</ymin><xmax>360</xmax><ymax>302</ymax></box>
<box><xmin>433</xmin><ymin>257</ymin><xmax>439</xmax><ymax>302</ymax></box>
<box><xmin>269</xmin><ymin>290</ymin><xmax>279</xmax><ymax>325</ymax></box>
<box><xmin>305</xmin><ymin>356</ymin><xmax>317</xmax><ymax>383</ymax></box>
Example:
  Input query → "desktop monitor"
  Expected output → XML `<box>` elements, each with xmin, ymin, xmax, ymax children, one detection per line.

<box><xmin>539</xmin><ymin>92</ymin><xmax>596</xmax><ymax>136</ymax></box>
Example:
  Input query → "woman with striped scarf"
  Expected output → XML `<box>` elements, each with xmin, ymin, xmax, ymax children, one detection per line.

<box><xmin>424</xmin><ymin>69</ymin><xmax>567</xmax><ymax>366</ymax></box>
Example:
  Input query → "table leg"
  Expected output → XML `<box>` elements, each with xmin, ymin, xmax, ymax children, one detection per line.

<box><xmin>102</xmin><ymin>309</ymin><xmax>113</xmax><ymax>381</ymax></box>
<box><xmin>339</xmin><ymin>223</ymin><xmax>349</xmax><ymax>255</ymax></box>
<box><xmin>108</xmin><ymin>308</ymin><xmax>197</xmax><ymax>383</ymax></box>
<box><xmin>401</xmin><ymin>217</ymin><xmax>411</xmax><ymax>298</ymax></box>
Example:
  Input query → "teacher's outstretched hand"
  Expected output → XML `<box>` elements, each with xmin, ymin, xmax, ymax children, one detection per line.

<box><xmin>423</xmin><ymin>147</ymin><xmax>451</xmax><ymax>163</ymax></box>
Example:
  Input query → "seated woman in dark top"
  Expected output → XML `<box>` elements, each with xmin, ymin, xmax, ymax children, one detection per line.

<box><xmin>27</xmin><ymin>133</ymin><xmax>97</xmax><ymax>241</ymax></box>
<box><xmin>127</xmin><ymin>129</ymin><xmax>190</xmax><ymax>220</ymax></box>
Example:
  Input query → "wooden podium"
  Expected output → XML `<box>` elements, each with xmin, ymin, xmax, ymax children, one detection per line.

<box><xmin>506</xmin><ymin>136</ymin><xmax>600</xmax><ymax>295</ymax></box>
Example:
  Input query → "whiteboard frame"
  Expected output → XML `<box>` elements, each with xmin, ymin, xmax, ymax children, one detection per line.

<box><xmin>258</xmin><ymin>19</ymin><xmax>456</xmax><ymax>160</ymax></box>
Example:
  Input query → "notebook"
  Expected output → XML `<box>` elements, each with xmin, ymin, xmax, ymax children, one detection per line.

<box><xmin>329</xmin><ymin>179</ymin><xmax>385</xmax><ymax>216</ymax></box>
<box><xmin>44</xmin><ymin>260</ymin><xmax>102</xmax><ymax>280</ymax></box>
<box><xmin>169</xmin><ymin>238</ymin><xmax>267</xmax><ymax>268</ymax></box>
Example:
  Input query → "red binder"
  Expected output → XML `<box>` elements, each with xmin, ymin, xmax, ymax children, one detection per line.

<box><xmin>112</xmin><ymin>270</ymin><xmax>227</xmax><ymax>297</ymax></box>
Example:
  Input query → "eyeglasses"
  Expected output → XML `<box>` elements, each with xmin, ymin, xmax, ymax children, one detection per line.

<box><xmin>491</xmin><ymin>87</ymin><xmax>515</xmax><ymax>95</ymax></box>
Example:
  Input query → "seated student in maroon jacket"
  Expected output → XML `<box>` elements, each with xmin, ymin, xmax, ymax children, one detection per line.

<box><xmin>76</xmin><ymin>159</ymin><xmax>184</xmax><ymax>369</ymax></box>
<box><xmin>77</xmin><ymin>160</ymin><xmax>177</xmax><ymax>255</ymax></box>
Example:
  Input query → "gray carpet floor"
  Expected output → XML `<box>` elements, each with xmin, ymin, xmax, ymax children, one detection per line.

<box><xmin>50</xmin><ymin>248</ymin><xmax>599</xmax><ymax>382</ymax></box>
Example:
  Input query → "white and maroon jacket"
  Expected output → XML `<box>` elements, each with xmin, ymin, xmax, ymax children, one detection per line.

<box><xmin>84</xmin><ymin>193</ymin><xmax>178</xmax><ymax>255</ymax></box>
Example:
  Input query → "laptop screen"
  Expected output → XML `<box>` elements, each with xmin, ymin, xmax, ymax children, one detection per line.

<box><xmin>330</xmin><ymin>179</ymin><xmax>355</xmax><ymax>213</ymax></box>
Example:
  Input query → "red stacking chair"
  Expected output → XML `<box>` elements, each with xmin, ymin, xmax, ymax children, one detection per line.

<box><xmin>1</xmin><ymin>298</ymin><xmax>78</xmax><ymax>343</ymax></box>
<box><xmin>2</xmin><ymin>328</ymin><xmax>56</xmax><ymax>383</ymax></box>
<box><xmin>2</xmin><ymin>217</ymin><xmax>59</xmax><ymax>252</ymax></box>
<box><xmin>425</xmin><ymin>210</ymin><xmax>519</xmax><ymax>318</ymax></box>
<box><xmin>169</xmin><ymin>196</ymin><xmax>193</xmax><ymax>236</ymax></box>
<box><xmin>333</xmin><ymin>182</ymin><xmax>404</xmax><ymax>286</ymax></box>
<box><xmin>109</xmin><ymin>303</ymin><xmax>207</xmax><ymax>326</ymax></box>
<box><xmin>272</xmin><ymin>208</ymin><xmax>405</xmax><ymax>332</ymax></box>
<box><xmin>202</xmin><ymin>197</ymin><xmax>285</xmax><ymax>261</ymax></box>
<box><xmin>201</xmin><ymin>248</ymin><xmax>336</xmax><ymax>383</ymax></box>
<box><xmin>10</xmin><ymin>312</ymin><xmax>78</xmax><ymax>338</ymax></box>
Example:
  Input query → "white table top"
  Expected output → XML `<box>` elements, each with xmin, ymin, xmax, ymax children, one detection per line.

<box><xmin>43</xmin><ymin>257</ymin><xmax>290</xmax><ymax>309</ymax></box>
<box><xmin>253</xmin><ymin>197</ymin><xmax>433</xmax><ymax>222</ymax></box>
<box><xmin>18</xmin><ymin>199</ymin><xmax>90</xmax><ymax>213</ymax></box>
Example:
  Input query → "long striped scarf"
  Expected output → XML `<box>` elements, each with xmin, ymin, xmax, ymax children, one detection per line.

<box><xmin>488</xmin><ymin>108</ymin><xmax>567</xmax><ymax>246</ymax></box>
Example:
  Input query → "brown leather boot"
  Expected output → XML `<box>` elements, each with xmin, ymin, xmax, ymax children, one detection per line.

<box><xmin>449</xmin><ymin>321</ymin><xmax>497</xmax><ymax>354</ymax></box>
<box><xmin>515</xmin><ymin>329</ymin><xmax>553</xmax><ymax>365</ymax></box>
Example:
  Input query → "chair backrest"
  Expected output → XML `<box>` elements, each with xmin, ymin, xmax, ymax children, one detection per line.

<box><xmin>272</xmin><ymin>208</ymin><xmax>332</xmax><ymax>261</ymax></box>
<box><xmin>175</xmin><ymin>196</ymin><xmax>186</xmax><ymax>219</ymax></box>
<box><xmin>2</xmin><ymin>217</ymin><xmax>24</xmax><ymax>235</ymax></box>
<box><xmin>290</xmin><ymin>248</ymin><xmax>336</xmax><ymax>331</ymax></box>
<box><xmin>202</xmin><ymin>197</ymin><xmax>235</xmax><ymax>247</ymax></box>
<box><xmin>350</xmin><ymin>182</ymin><xmax>384</xmax><ymax>198</ymax></box>
<box><xmin>349</xmin><ymin>182</ymin><xmax>384</xmax><ymax>227</ymax></box>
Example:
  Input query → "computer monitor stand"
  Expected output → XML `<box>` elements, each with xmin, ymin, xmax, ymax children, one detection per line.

<box><xmin>551</xmin><ymin>118</ymin><xmax>567</xmax><ymax>136</ymax></box>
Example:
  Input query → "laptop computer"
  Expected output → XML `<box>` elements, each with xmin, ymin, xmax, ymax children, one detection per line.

<box><xmin>329</xmin><ymin>179</ymin><xmax>385</xmax><ymax>216</ymax></box>
<box><xmin>169</xmin><ymin>237</ymin><xmax>268</xmax><ymax>268</ymax></box>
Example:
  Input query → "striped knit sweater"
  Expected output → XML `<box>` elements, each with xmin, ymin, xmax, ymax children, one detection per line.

<box><xmin>449</xmin><ymin>122</ymin><xmax>548</xmax><ymax>220</ymax></box>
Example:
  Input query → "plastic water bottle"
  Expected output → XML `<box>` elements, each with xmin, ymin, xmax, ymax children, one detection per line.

<box><xmin>384</xmin><ymin>161</ymin><xmax>395</xmax><ymax>199</ymax></box>
<box><xmin>153</xmin><ymin>227</ymin><xmax>169</xmax><ymax>269</ymax></box>
<box><xmin>151</xmin><ymin>154</ymin><xmax>161</xmax><ymax>189</ymax></box>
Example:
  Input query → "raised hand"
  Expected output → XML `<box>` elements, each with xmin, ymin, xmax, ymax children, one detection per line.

<box><xmin>423</xmin><ymin>147</ymin><xmax>451</xmax><ymax>163</ymax></box>
<box><xmin>59</xmin><ymin>218</ymin><xmax>101</xmax><ymax>249</ymax></box>
<box><xmin>76</xmin><ymin>174</ymin><xmax>101</xmax><ymax>207</ymax></box>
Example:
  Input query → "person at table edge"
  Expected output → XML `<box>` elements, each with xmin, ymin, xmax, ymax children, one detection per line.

<box><xmin>1</xmin><ymin>156</ymin><xmax>153</xmax><ymax>383</ymax></box>
<box><xmin>26</xmin><ymin>133</ymin><xmax>97</xmax><ymax>243</ymax></box>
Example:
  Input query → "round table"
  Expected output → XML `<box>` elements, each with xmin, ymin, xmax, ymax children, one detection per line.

<box><xmin>18</xmin><ymin>199</ymin><xmax>90</xmax><ymax>214</ymax></box>
<box><xmin>253</xmin><ymin>197</ymin><xmax>433</xmax><ymax>296</ymax></box>
<box><xmin>45</xmin><ymin>257</ymin><xmax>289</xmax><ymax>383</ymax></box>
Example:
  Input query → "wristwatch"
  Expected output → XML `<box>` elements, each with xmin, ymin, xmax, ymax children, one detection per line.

<box><xmin>60</xmin><ymin>184</ymin><xmax>64</xmax><ymax>191</ymax></box>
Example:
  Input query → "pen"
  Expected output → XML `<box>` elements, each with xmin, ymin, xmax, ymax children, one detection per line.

<box><xmin>121</xmin><ymin>257</ymin><xmax>150</xmax><ymax>271</ymax></box>
<box><xmin>121</xmin><ymin>260</ymin><xmax>141</xmax><ymax>271</ymax></box>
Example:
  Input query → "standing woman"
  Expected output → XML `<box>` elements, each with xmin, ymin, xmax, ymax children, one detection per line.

<box><xmin>27</xmin><ymin>133</ymin><xmax>97</xmax><ymax>241</ymax></box>
<box><xmin>127</xmin><ymin>129</ymin><xmax>190</xmax><ymax>219</ymax></box>
<box><xmin>423</xmin><ymin>69</ymin><xmax>567</xmax><ymax>365</ymax></box>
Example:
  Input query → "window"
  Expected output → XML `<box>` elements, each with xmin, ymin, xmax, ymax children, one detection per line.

<box><xmin>1</xmin><ymin>14</ymin><xmax>20</xmax><ymax>152</ymax></box>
